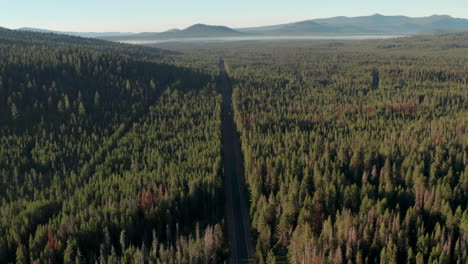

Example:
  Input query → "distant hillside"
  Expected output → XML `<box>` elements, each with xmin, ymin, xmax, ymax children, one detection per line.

<box><xmin>267</xmin><ymin>21</ymin><xmax>324</xmax><ymax>34</ymax></box>
<box><xmin>102</xmin><ymin>24</ymin><xmax>245</xmax><ymax>41</ymax></box>
<box><xmin>18</xmin><ymin>27</ymin><xmax>135</xmax><ymax>38</ymax></box>
<box><xmin>250</xmin><ymin>20</ymin><xmax>365</xmax><ymax>35</ymax></box>
<box><xmin>238</xmin><ymin>14</ymin><xmax>468</xmax><ymax>35</ymax></box>
<box><xmin>18</xmin><ymin>27</ymin><xmax>56</xmax><ymax>33</ymax></box>
<box><xmin>0</xmin><ymin>27</ymin><xmax>169</xmax><ymax>58</ymax></box>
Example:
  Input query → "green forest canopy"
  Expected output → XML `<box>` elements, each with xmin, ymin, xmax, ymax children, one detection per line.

<box><xmin>0</xmin><ymin>26</ymin><xmax>467</xmax><ymax>264</ymax></box>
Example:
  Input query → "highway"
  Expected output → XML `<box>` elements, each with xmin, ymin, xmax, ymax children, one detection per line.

<box><xmin>220</xmin><ymin>59</ymin><xmax>255</xmax><ymax>264</ymax></box>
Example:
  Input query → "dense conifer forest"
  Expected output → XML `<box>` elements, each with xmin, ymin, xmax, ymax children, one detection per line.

<box><xmin>0</xmin><ymin>28</ymin><xmax>225</xmax><ymax>263</ymax></box>
<box><xmin>217</xmin><ymin>34</ymin><xmax>468</xmax><ymax>264</ymax></box>
<box><xmin>1</xmin><ymin>25</ymin><xmax>467</xmax><ymax>264</ymax></box>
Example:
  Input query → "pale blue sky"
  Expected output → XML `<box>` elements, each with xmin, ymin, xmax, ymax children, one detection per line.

<box><xmin>1</xmin><ymin>0</ymin><xmax>467</xmax><ymax>32</ymax></box>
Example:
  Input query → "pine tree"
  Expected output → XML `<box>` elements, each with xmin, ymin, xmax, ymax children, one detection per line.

<box><xmin>11</xmin><ymin>103</ymin><xmax>19</xmax><ymax>120</ymax></box>
<box><xmin>120</xmin><ymin>229</ymin><xmax>127</xmax><ymax>252</ymax></box>
<box><xmin>15</xmin><ymin>244</ymin><xmax>27</xmax><ymax>264</ymax></box>
<box><xmin>94</xmin><ymin>91</ymin><xmax>100</xmax><ymax>107</ymax></box>
<box><xmin>64</xmin><ymin>238</ymin><xmax>78</xmax><ymax>264</ymax></box>
<box><xmin>78</xmin><ymin>102</ymin><xmax>86</xmax><ymax>116</ymax></box>
<box><xmin>57</xmin><ymin>100</ymin><xmax>64</xmax><ymax>113</ymax></box>
<box><xmin>150</xmin><ymin>80</ymin><xmax>157</xmax><ymax>90</ymax></box>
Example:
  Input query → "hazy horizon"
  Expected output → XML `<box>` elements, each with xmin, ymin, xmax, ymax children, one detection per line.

<box><xmin>2</xmin><ymin>0</ymin><xmax>468</xmax><ymax>32</ymax></box>
<box><xmin>121</xmin><ymin>35</ymin><xmax>407</xmax><ymax>45</ymax></box>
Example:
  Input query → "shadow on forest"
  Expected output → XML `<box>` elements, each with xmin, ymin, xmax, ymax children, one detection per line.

<box><xmin>0</xmin><ymin>56</ymin><xmax>218</xmax><ymax>262</ymax></box>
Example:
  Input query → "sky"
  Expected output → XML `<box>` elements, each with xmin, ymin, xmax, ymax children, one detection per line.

<box><xmin>1</xmin><ymin>0</ymin><xmax>468</xmax><ymax>32</ymax></box>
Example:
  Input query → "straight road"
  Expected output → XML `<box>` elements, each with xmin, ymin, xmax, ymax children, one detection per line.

<box><xmin>220</xmin><ymin>59</ymin><xmax>255</xmax><ymax>264</ymax></box>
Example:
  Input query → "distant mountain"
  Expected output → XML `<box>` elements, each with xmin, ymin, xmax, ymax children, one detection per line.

<box><xmin>312</xmin><ymin>14</ymin><xmax>412</xmax><ymax>26</ymax></box>
<box><xmin>247</xmin><ymin>20</ymin><xmax>365</xmax><ymax>34</ymax></box>
<box><xmin>17</xmin><ymin>27</ymin><xmax>135</xmax><ymax>38</ymax></box>
<box><xmin>102</xmin><ymin>24</ymin><xmax>245</xmax><ymax>41</ymax></box>
<box><xmin>237</xmin><ymin>14</ymin><xmax>468</xmax><ymax>35</ymax></box>
<box><xmin>15</xmin><ymin>14</ymin><xmax>468</xmax><ymax>43</ymax></box>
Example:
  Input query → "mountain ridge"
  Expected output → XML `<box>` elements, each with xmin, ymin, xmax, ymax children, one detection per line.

<box><xmin>102</xmin><ymin>23</ymin><xmax>245</xmax><ymax>41</ymax></box>
<box><xmin>12</xmin><ymin>14</ymin><xmax>468</xmax><ymax>41</ymax></box>
<box><xmin>236</xmin><ymin>14</ymin><xmax>468</xmax><ymax>35</ymax></box>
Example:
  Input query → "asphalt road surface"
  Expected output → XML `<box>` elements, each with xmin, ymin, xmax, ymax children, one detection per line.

<box><xmin>220</xmin><ymin>59</ymin><xmax>255</xmax><ymax>264</ymax></box>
